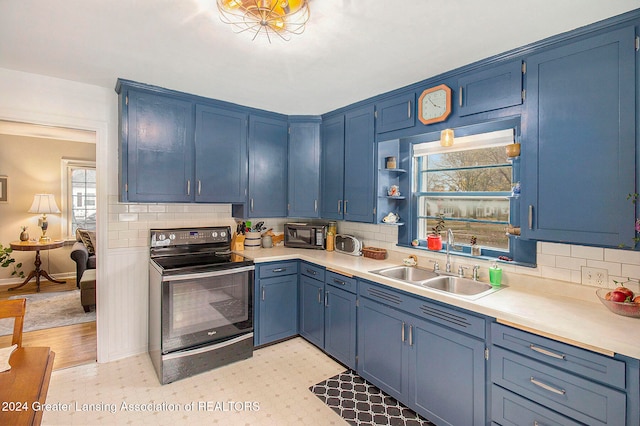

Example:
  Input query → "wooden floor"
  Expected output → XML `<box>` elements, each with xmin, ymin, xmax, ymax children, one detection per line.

<box><xmin>0</xmin><ymin>277</ymin><xmax>97</xmax><ymax>370</ymax></box>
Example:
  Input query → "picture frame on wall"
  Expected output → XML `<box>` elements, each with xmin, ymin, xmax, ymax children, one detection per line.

<box><xmin>0</xmin><ymin>176</ymin><xmax>7</xmax><ymax>203</ymax></box>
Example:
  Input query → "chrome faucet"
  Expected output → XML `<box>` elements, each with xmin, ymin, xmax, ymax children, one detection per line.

<box><xmin>446</xmin><ymin>228</ymin><xmax>455</xmax><ymax>273</ymax></box>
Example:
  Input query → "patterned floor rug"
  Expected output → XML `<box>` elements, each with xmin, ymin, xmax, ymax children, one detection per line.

<box><xmin>0</xmin><ymin>290</ymin><xmax>95</xmax><ymax>336</ymax></box>
<box><xmin>310</xmin><ymin>370</ymin><xmax>435</xmax><ymax>426</ymax></box>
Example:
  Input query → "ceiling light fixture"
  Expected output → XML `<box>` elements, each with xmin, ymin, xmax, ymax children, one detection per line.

<box><xmin>440</xmin><ymin>128</ymin><xmax>454</xmax><ymax>147</ymax></box>
<box><xmin>216</xmin><ymin>0</ymin><xmax>310</xmax><ymax>42</ymax></box>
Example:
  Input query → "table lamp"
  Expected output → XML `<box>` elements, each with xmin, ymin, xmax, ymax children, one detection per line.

<box><xmin>28</xmin><ymin>194</ymin><xmax>61</xmax><ymax>242</ymax></box>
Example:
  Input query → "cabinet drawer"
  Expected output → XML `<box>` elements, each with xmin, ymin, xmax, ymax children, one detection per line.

<box><xmin>405</xmin><ymin>296</ymin><xmax>485</xmax><ymax>339</ymax></box>
<box><xmin>491</xmin><ymin>323</ymin><xmax>625</xmax><ymax>389</ymax></box>
<box><xmin>326</xmin><ymin>271</ymin><xmax>357</xmax><ymax>293</ymax></box>
<box><xmin>301</xmin><ymin>262</ymin><xmax>325</xmax><ymax>281</ymax></box>
<box><xmin>258</xmin><ymin>261</ymin><xmax>298</xmax><ymax>278</ymax></box>
<box><xmin>491</xmin><ymin>346</ymin><xmax>626</xmax><ymax>426</ymax></box>
<box><xmin>491</xmin><ymin>384</ymin><xmax>582</xmax><ymax>426</ymax></box>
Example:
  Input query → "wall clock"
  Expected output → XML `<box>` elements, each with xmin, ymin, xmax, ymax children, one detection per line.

<box><xmin>418</xmin><ymin>84</ymin><xmax>452</xmax><ymax>125</ymax></box>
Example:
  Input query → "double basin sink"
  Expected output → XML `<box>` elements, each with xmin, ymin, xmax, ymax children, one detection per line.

<box><xmin>369</xmin><ymin>265</ymin><xmax>503</xmax><ymax>300</ymax></box>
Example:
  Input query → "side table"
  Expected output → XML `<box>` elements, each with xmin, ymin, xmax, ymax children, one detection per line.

<box><xmin>9</xmin><ymin>241</ymin><xmax>65</xmax><ymax>293</ymax></box>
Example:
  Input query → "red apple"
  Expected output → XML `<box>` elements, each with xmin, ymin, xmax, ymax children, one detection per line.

<box><xmin>609</xmin><ymin>291</ymin><xmax>628</xmax><ymax>303</ymax></box>
<box><xmin>614</xmin><ymin>286</ymin><xmax>634</xmax><ymax>299</ymax></box>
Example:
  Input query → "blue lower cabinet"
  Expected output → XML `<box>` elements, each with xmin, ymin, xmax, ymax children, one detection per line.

<box><xmin>298</xmin><ymin>264</ymin><xmax>357</xmax><ymax>370</ymax></box>
<box><xmin>324</xmin><ymin>284</ymin><xmax>357</xmax><ymax>369</ymax></box>
<box><xmin>299</xmin><ymin>274</ymin><xmax>325</xmax><ymax>348</ymax></box>
<box><xmin>255</xmin><ymin>262</ymin><xmax>298</xmax><ymax>346</ymax></box>
<box><xmin>357</xmin><ymin>297</ymin><xmax>408</xmax><ymax>401</ymax></box>
<box><xmin>409</xmin><ymin>316</ymin><xmax>486</xmax><ymax>426</ymax></box>
<box><xmin>358</xmin><ymin>280</ymin><xmax>487</xmax><ymax>425</ymax></box>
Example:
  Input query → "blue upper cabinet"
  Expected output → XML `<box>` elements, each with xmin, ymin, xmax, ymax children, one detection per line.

<box><xmin>375</xmin><ymin>93</ymin><xmax>415</xmax><ymax>134</ymax></box>
<box><xmin>288</xmin><ymin>118</ymin><xmax>321</xmax><ymax>218</ymax></box>
<box><xmin>194</xmin><ymin>105</ymin><xmax>247</xmax><ymax>203</ymax></box>
<box><xmin>521</xmin><ymin>26</ymin><xmax>636</xmax><ymax>246</ymax></box>
<box><xmin>457</xmin><ymin>59</ymin><xmax>524</xmax><ymax>117</ymax></box>
<box><xmin>122</xmin><ymin>89</ymin><xmax>194</xmax><ymax>202</ymax></box>
<box><xmin>320</xmin><ymin>115</ymin><xmax>346</xmax><ymax>220</ymax></box>
<box><xmin>344</xmin><ymin>105</ymin><xmax>376</xmax><ymax>223</ymax></box>
<box><xmin>247</xmin><ymin>114</ymin><xmax>289</xmax><ymax>217</ymax></box>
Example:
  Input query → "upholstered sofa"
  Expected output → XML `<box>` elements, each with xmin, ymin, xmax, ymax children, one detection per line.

<box><xmin>70</xmin><ymin>229</ymin><xmax>96</xmax><ymax>287</ymax></box>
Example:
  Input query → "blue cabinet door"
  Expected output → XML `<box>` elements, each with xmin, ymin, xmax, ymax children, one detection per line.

<box><xmin>375</xmin><ymin>93</ymin><xmax>415</xmax><ymax>134</ymax></box>
<box><xmin>288</xmin><ymin>120</ymin><xmax>321</xmax><ymax>218</ymax></box>
<box><xmin>357</xmin><ymin>297</ymin><xmax>408</xmax><ymax>401</ymax></box>
<box><xmin>521</xmin><ymin>26</ymin><xmax>636</xmax><ymax>246</ymax></box>
<box><xmin>125</xmin><ymin>90</ymin><xmax>194</xmax><ymax>202</ymax></box>
<box><xmin>299</xmin><ymin>275</ymin><xmax>324</xmax><ymax>348</ymax></box>
<box><xmin>457</xmin><ymin>60</ymin><xmax>523</xmax><ymax>116</ymax></box>
<box><xmin>344</xmin><ymin>106</ymin><xmax>376</xmax><ymax>223</ymax></box>
<box><xmin>248</xmin><ymin>115</ymin><xmax>289</xmax><ymax>217</ymax></box>
<box><xmin>409</xmin><ymin>316</ymin><xmax>486</xmax><ymax>426</ymax></box>
<box><xmin>320</xmin><ymin>115</ymin><xmax>345</xmax><ymax>220</ymax></box>
<box><xmin>257</xmin><ymin>273</ymin><xmax>298</xmax><ymax>345</ymax></box>
<box><xmin>324</xmin><ymin>284</ymin><xmax>357</xmax><ymax>370</ymax></box>
<box><xmin>194</xmin><ymin>104</ymin><xmax>247</xmax><ymax>203</ymax></box>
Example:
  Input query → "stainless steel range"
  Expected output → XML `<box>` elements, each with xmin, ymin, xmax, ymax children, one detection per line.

<box><xmin>148</xmin><ymin>226</ymin><xmax>254</xmax><ymax>384</ymax></box>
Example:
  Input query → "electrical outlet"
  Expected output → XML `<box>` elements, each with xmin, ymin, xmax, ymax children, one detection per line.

<box><xmin>581</xmin><ymin>266</ymin><xmax>609</xmax><ymax>286</ymax></box>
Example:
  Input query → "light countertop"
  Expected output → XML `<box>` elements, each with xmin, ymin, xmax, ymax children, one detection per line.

<box><xmin>240</xmin><ymin>246</ymin><xmax>640</xmax><ymax>360</ymax></box>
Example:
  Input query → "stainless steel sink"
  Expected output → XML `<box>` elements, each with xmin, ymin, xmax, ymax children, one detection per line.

<box><xmin>421</xmin><ymin>275</ymin><xmax>499</xmax><ymax>298</ymax></box>
<box><xmin>369</xmin><ymin>265</ymin><xmax>503</xmax><ymax>299</ymax></box>
<box><xmin>370</xmin><ymin>266</ymin><xmax>438</xmax><ymax>282</ymax></box>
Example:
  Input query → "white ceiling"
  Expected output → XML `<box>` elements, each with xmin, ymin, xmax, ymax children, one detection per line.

<box><xmin>0</xmin><ymin>1</ymin><xmax>637</xmax><ymax>115</ymax></box>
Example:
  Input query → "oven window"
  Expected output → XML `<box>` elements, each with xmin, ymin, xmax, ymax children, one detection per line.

<box><xmin>168</xmin><ymin>272</ymin><xmax>249</xmax><ymax>338</ymax></box>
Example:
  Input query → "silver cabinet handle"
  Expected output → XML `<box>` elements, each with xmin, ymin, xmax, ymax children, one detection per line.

<box><xmin>324</xmin><ymin>291</ymin><xmax>329</xmax><ymax>307</ymax></box>
<box><xmin>272</xmin><ymin>268</ymin><xmax>286</xmax><ymax>273</ymax></box>
<box><xmin>337</xmin><ymin>200</ymin><xmax>342</xmax><ymax>214</ymax></box>
<box><xmin>317</xmin><ymin>288</ymin><xmax>322</xmax><ymax>304</ymax></box>
<box><xmin>528</xmin><ymin>205</ymin><xmax>534</xmax><ymax>229</ymax></box>
<box><xmin>198</xmin><ymin>180</ymin><xmax>202</xmax><ymax>195</ymax></box>
<box><xmin>344</xmin><ymin>200</ymin><xmax>348</xmax><ymax>215</ymax></box>
<box><xmin>307</xmin><ymin>268</ymin><xmax>317</xmax><ymax>276</ymax></box>
<box><xmin>530</xmin><ymin>377</ymin><xmax>566</xmax><ymax>395</ymax></box>
<box><xmin>187</xmin><ymin>180</ymin><xmax>191</xmax><ymax>195</ymax></box>
<box><xmin>251</xmin><ymin>198</ymin><xmax>254</xmax><ymax>212</ymax></box>
<box><xmin>314</xmin><ymin>199</ymin><xmax>318</xmax><ymax>212</ymax></box>
<box><xmin>459</xmin><ymin>86</ymin><xmax>463</xmax><ymax>107</ymax></box>
<box><xmin>409</xmin><ymin>325</ymin><xmax>413</xmax><ymax>346</ymax></box>
<box><xmin>333</xmin><ymin>278</ymin><xmax>346</xmax><ymax>286</ymax></box>
<box><xmin>529</xmin><ymin>344</ymin><xmax>566</xmax><ymax>360</ymax></box>
<box><xmin>401</xmin><ymin>321</ymin><xmax>405</xmax><ymax>342</ymax></box>
<box><xmin>261</xmin><ymin>287</ymin><xmax>265</xmax><ymax>301</ymax></box>
<box><xmin>407</xmin><ymin>100</ymin><xmax>411</xmax><ymax>118</ymax></box>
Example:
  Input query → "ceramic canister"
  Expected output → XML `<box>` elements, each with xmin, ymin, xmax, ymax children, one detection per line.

<box><xmin>244</xmin><ymin>231</ymin><xmax>262</xmax><ymax>250</ymax></box>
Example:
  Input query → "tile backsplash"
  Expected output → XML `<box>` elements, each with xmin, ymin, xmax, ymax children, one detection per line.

<box><xmin>108</xmin><ymin>198</ymin><xmax>639</xmax><ymax>287</ymax></box>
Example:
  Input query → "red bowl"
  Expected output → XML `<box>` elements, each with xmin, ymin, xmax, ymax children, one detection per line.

<box><xmin>596</xmin><ymin>288</ymin><xmax>640</xmax><ymax>318</ymax></box>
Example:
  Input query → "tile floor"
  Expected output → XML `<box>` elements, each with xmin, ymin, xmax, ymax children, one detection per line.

<box><xmin>43</xmin><ymin>337</ymin><xmax>346</xmax><ymax>425</ymax></box>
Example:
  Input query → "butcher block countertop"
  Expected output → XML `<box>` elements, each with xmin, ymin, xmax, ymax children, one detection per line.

<box><xmin>240</xmin><ymin>246</ymin><xmax>640</xmax><ymax>360</ymax></box>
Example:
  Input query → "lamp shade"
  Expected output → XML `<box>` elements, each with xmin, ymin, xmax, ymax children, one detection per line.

<box><xmin>28</xmin><ymin>194</ymin><xmax>61</xmax><ymax>214</ymax></box>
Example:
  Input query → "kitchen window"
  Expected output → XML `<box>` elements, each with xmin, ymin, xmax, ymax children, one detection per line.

<box><xmin>61</xmin><ymin>159</ymin><xmax>96</xmax><ymax>238</ymax></box>
<box><xmin>413</xmin><ymin>129</ymin><xmax>514</xmax><ymax>256</ymax></box>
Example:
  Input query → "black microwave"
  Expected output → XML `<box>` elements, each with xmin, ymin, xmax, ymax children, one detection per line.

<box><xmin>284</xmin><ymin>223</ymin><xmax>326</xmax><ymax>249</ymax></box>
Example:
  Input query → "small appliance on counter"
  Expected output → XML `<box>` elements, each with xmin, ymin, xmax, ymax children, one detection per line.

<box><xmin>335</xmin><ymin>234</ymin><xmax>363</xmax><ymax>256</ymax></box>
<box><xmin>284</xmin><ymin>223</ymin><xmax>327</xmax><ymax>249</ymax></box>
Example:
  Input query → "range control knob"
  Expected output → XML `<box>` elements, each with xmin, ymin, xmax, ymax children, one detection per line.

<box><xmin>169</xmin><ymin>234</ymin><xmax>176</xmax><ymax>240</ymax></box>
<box><xmin>211</xmin><ymin>232</ymin><xmax>218</xmax><ymax>238</ymax></box>
<box><xmin>158</xmin><ymin>234</ymin><xmax>166</xmax><ymax>241</ymax></box>
<box><xmin>220</xmin><ymin>231</ymin><xmax>227</xmax><ymax>238</ymax></box>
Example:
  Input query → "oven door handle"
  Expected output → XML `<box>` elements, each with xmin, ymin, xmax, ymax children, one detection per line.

<box><xmin>162</xmin><ymin>265</ymin><xmax>255</xmax><ymax>282</ymax></box>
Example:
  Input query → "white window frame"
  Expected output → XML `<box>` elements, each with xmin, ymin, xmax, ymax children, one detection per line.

<box><xmin>61</xmin><ymin>159</ymin><xmax>96</xmax><ymax>240</ymax></box>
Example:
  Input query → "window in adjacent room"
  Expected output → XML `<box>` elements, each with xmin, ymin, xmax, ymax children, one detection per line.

<box><xmin>61</xmin><ymin>159</ymin><xmax>96</xmax><ymax>238</ymax></box>
<box><xmin>413</xmin><ymin>129</ymin><xmax>514</xmax><ymax>256</ymax></box>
